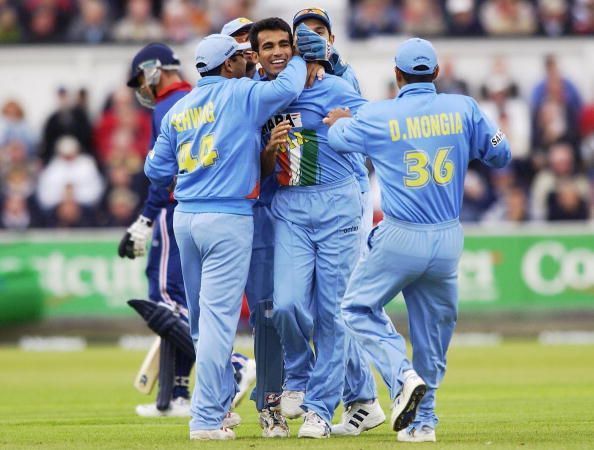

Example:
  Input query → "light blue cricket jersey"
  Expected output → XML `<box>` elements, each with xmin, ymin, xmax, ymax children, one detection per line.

<box><xmin>261</xmin><ymin>74</ymin><xmax>367</xmax><ymax>187</ymax></box>
<box><xmin>328</xmin><ymin>82</ymin><xmax>511</xmax><ymax>224</ymax></box>
<box><xmin>144</xmin><ymin>57</ymin><xmax>306</xmax><ymax>216</ymax></box>
<box><xmin>340</xmin><ymin>65</ymin><xmax>369</xmax><ymax>194</ymax></box>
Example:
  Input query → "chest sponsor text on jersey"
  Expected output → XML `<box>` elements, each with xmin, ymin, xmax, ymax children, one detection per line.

<box><xmin>261</xmin><ymin>112</ymin><xmax>303</xmax><ymax>136</ymax></box>
<box><xmin>389</xmin><ymin>112</ymin><xmax>463</xmax><ymax>141</ymax></box>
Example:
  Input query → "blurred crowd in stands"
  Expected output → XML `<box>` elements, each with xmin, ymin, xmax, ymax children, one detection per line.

<box><xmin>1</xmin><ymin>52</ymin><xmax>593</xmax><ymax>230</ymax></box>
<box><xmin>349</xmin><ymin>0</ymin><xmax>594</xmax><ymax>38</ymax></box>
<box><xmin>0</xmin><ymin>0</ymin><xmax>254</xmax><ymax>44</ymax></box>
<box><xmin>0</xmin><ymin>0</ymin><xmax>593</xmax><ymax>45</ymax></box>
<box><xmin>0</xmin><ymin>0</ymin><xmax>593</xmax><ymax>229</ymax></box>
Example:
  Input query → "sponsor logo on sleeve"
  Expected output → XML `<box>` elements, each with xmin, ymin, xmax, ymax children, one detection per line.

<box><xmin>490</xmin><ymin>129</ymin><xmax>505</xmax><ymax>147</ymax></box>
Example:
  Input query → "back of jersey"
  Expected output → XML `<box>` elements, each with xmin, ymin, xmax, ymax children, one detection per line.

<box><xmin>359</xmin><ymin>83</ymin><xmax>510</xmax><ymax>224</ymax></box>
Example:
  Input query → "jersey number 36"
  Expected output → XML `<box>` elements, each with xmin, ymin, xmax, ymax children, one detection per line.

<box><xmin>177</xmin><ymin>134</ymin><xmax>218</xmax><ymax>174</ymax></box>
<box><xmin>404</xmin><ymin>146</ymin><xmax>454</xmax><ymax>188</ymax></box>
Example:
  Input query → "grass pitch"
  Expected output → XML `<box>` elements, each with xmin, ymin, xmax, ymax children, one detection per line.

<box><xmin>1</xmin><ymin>342</ymin><xmax>593</xmax><ymax>449</ymax></box>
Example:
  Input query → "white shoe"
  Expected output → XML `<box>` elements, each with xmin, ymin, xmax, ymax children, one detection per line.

<box><xmin>223</xmin><ymin>411</ymin><xmax>241</xmax><ymax>429</ymax></box>
<box><xmin>397</xmin><ymin>425</ymin><xmax>436</xmax><ymax>442</ymax></box>
<box><xmin>189</xmin><ymin>428</ymin><xmax>236</xmax><ymax>440</ymax></box>
<box><xmin>331</xmin><ymin>399</ymin><xmax>386</xmax><ymax>436</ymax></box>
<box><xmin>280</xmin><ymin>390</ymin><xmax>305</xmax><ymax>419</ymax></box>
<box><xmin>259</xmin><ymin>408</ymin><xmax>290</xmax><ymax>438</ymax></box>
<box><xmin>135</xmin><ymin>397</ymin><xmax>190</xmax><ymax>417</ymax></box>
<box><xmin>390</xmin><ymin>370</ymin><xmax>427</xmax><ymax>432</ymax></box>
<box><xmin>297</xmin><ymin>411</ymin><xmax>330</xmax><ymax>439</ymax></box>
<box><xmin>232</xmin><ymin>357</ymin><xmax>257</xmax><ymax>408</ymax></box>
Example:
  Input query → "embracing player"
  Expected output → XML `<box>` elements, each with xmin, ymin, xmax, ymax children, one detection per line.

<box><xmin>292</xmin><ymin>8</ymin><xmax>384</xmax><ymax>436</ymax></box>
<box><xmin>145</xmin><ymin>33</ymin><xmax>310</xmax><ymax>440</ymax></box>
<box><xmin>249</xmin><ymin>17</ymin><xmax>368</xmax><ymax>439</ymax></box>
<box><xmin>120</xmin><ymin>43</ymin><xmax>253</xmax><ymax>422</ymax></box>
<box><xmin>325</xmin><ymin>37</ymin><xmax>511</xmax><ymax>442</ymax></box>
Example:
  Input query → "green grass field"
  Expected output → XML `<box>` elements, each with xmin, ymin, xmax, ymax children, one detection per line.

<box><xmin>1</xmin><ymin>342</ymin><xmax>593</xmax><ymax>449</ymax></box>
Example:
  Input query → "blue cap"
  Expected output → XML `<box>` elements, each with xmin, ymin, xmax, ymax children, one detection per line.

<box><xmin>292</xmin><ymin>7</ymin><xmax>332</xmax><ymax>32</ymax></box>
<box><xmin>194</xmin><ymin>34</ymin><xmax>251</xmax><ymax>73</ymax></box>
<box><xmin>127</xmin><ymin>43</ymin><xmax>180</xmax><ymax>87</ymax></box>
<box><xmin>221</xmin><ymin>17</ymin><xmax>254</xmax><ymax>36</ymax></box>
<box><xmin>394</xmin><ymin>38</ymin><xmax>438</xmax><ymax>75</ymax></box>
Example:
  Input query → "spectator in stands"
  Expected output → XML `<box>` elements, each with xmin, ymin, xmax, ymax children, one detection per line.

<box><xmin>111</xmin><ymin>0</ymin><xmax>163</xmax><ymax>42</ymax></box>
<box><xmin>547</xmin><ymin>179</ymin><xmax>590</xmax><ymax>220</ymax></box>
<box><xmin>480</xmin><ymin>73</ymin><xmax>531</xmax><ymax>162</ymax></box>
<box><xmin>162</xmin><ymin>0</ymin><xmax>197</xmax><ymax>44</ymax></box>
<box><xmin>479</xmin><ymin>56</ymin><xmax>520</xmax><ymax>100</ymax></box>
<box><xmin>349</xmin><ymin>0</ymin><xmax>402</xmax><ymax>39</ymax></box>
<box><xmin>101</xmin><ymin>187</ymin><xmax>139</xmax><ymax>226</ymax></box>
<box><xmin>386</xmin><ymin>80</ymin><xmax>397</xmax><ymax>99</ymax></box>
<box><xmin>460</xmin><ymin>166</ymin><xmax>495</xmax><ymax>222</ymax></box>
<box><xmin>435</xmin><ymin>57</ymin><xmax>469</xmax><ymax>95</ymax></box>
<box><xmin>46</xmin><ymin>184</ymin><xmax>94</xmax><ymax>227</ymax></box>
<box><xmin>571</xmin><ymin>0</ymin><xmax>594</xmax><ymax>34</ymax></box>
<box><xmin>68</xmin><ymin>0</ymin><xmax>111</xmax><ymax>43</ymax></box>
<box><xmin>93</xmin><ymin>86</ymin><xmax>151</xmax><ymax>164</ymax></box>
<box><xmin>531</xmin><ymin>54</ymin><xmax>582</xmax><ymax>151</ymax></box>
<box><xmin>36</xmin><ymin>135</ymin><xmax>103</xmax><ymax>211</ymax></box>
<box><xmin>445</xmin><ymin>0</ymin><xmax>484</xmax><ymax>35</ymax></box>
<box><xmin>480</xmin><ymin>0</ymin><xmax>537</xmax><ymax>35</ymax></box>
<box><xmin>482</xmin><ymin>184</ymin><xmax>530</xmax><ymax>223</ymax></box>
<box><xmin>1</xmin><ymin>194</ymin><xmax>31</xmax><ymax>230</ymax></box>
<box><xmin>0</xmin><ymin>0</ymin><xmax>22</xmax><ymax>43</ymax></box>
<box><xmin>0</xmin><ymin>99</ymin><xmax>37</xmax><ymax>157</ymax></box>
<box><xmin>402</xmin><ymin>0</ymin><xmax>446</xmax><ymax>35</ymax></box>
<box><xmin>530</xmin><ymin>142</ymin><xmax>590</xmax><ymax>220</ymax></box>
<box><xmin>41</xmin><ymin>87</ymin><xmax>94</xmax><ymax>164</ymax></box>
<box><xmin>537</xmin><ymin>0</ymin><xmax>571</xmax><ymax>36</ymax></box>
<box><xmin>103</xmin><ymin>127</ymin><xmax>144</xmax><ymax>175</ymax></box>
<box><xmin>209</xmin><ymin>0</ymin><xmax>255</xmax><ymax>32</ymax></box>
<box><xmin>579</xmin><ymin>100</ymin><xmax>594</xmax><ymax>176</ymax></box>
<box><xmin>1</xmin><ymin>162</ymin><xmax>41</xmax><ymax>227</ymax></box>
<box><xmin>20</xmin><ymin>0</ymin><xmax>74</xmax><ymax>43</ymax></box>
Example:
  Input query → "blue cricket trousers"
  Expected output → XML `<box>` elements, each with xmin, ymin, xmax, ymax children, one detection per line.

<box><xmin>342</xmin><ymin>189</ymin><xmax>378</xmax><ymax>407</ymax></box>
<box><xmin>173</xmin><ymin>211</ymin><xmax>253</xmax><ymax>431</ymax></box>
<box><xmin>342</xmin><ymin>216</ymin><xmax>463</xmax><ymax>429</ymax></box>
<box><xmin>272</xmin><ymin>176</ymin><xmax>361</xmax><ymax>424</ymax></box>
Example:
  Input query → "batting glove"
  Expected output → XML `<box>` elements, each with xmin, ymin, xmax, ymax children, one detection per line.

<box><xmin>329</xmin><ymin>48</ymin><xmax>349</xmax><ymax>77</ymax></box>
<box><xmin>296</xmin><ymin>23</ymin><xmax>332</xmax><ymax>69</ymax></box>
<box><xmin>118</xmin><ymin>215</ymin><xmax>153</xmax><ymax>259</ymax></box>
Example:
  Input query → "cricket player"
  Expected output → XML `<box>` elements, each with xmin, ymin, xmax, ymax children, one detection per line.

<box><xmin>221</xmin><ymin>17</ymin><xmax>289</xmax><ymax>438</ymax></box>
<box><xmin>292</xmin><ymin>8</ymin><xmax>384</xmax><ymax>435</ymax></box>
<box><xmin>249</xmin><ymin>18</ymin><xmax>366</xmax><ymax>439</ymax></box>
<box><xmin>144</xmin><ymin>33</ymin><xmax>308</xmax><ymax>440</ymax></box>
<box><xmin>119</xmin><ymin>43</ymin><xmax>196</xmax><ymax>417</ymax></box>
<box><xmin>121</xmin><ymin>43</ymin><xmax>255</xmax><ymax>423</ymax></box>
<box><xmin>324</xmin><ymin>38</ymin><xmax>511</xmax><ymax>442</ymax></box>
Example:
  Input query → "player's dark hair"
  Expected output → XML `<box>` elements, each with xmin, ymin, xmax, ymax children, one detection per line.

<box><xmin>400</xmin><ymin>68</ymin><xmax>438</xmax><ymax>84</ymax></box>
<box><xmin>197</xmin><ymin>55</ymin><xmax>239</xmax><ymax>77</ymax></box>
<box><xmin>249</xmin><ymin>17</ymin><xmax>293</xmax><ymax>53</ymax></box>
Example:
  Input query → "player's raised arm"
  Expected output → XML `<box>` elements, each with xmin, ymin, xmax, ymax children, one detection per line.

<box><xmin>144</xmin><ymin>115</ymin><xmax>178</xmax><ymax>187</ymax></box>
<box><xmin>468</xmin><ymin>98</ymin><xmax>512</xmax><ymax>168</ymax></box>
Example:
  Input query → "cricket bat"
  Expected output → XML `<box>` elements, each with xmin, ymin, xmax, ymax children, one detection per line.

<box><xmin>133</xmin><ymin>337</ymin><xmax>161</xmax><ymax>394</ymax></box>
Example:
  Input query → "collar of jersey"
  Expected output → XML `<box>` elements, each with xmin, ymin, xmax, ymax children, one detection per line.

<box><xmin>197</xmin><ymin>76</ymin><xmax>228</xmax><ymax>87</ymax></box>
<box><xmin>397</xmin><ymin>82</ymin><xmax>436</xmax><ymax>98</ymax></box>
